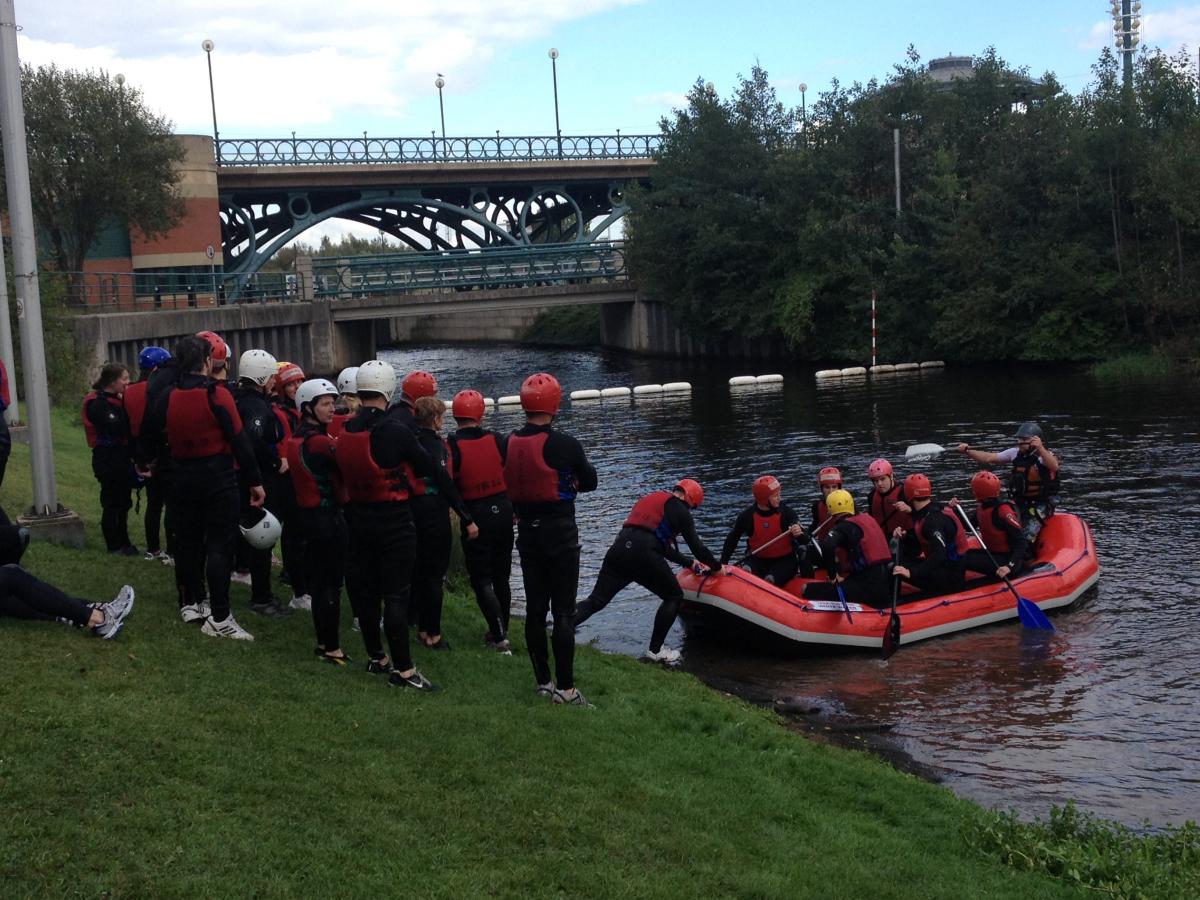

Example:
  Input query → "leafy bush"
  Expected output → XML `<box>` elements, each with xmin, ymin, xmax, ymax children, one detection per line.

<box><xmin>1089</xmin><ymin>353</ymin><xmax>1177</xmax><ymax>380</ymax></box>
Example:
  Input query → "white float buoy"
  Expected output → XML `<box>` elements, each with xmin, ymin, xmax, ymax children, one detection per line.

<box><xmin>482</xmin><ymin>397</ymin><xmax>495</xmax><ymax>407</ymax></box>
<box><xmin>869</xmin><ymin>364</ymin><xmax>896</xmax><ymax>374</ymax></box>
<box><xmin>756</xmin><ymin>374</ymin><xmax>784</xmax><ymax>384</ymax></box>
<box><xmin>569</xmin><ymin>389</ymin><xmax>601</xmax><ymax>400</ymax></box>
<box><xmin>920</xmin><ymin>360</ymin><xmax>945</xmax><ymax>369</ymax></box>
<box><xmin>497</xmin><ymin>395</ymin><xmax>522</xmax><ymax>406</ymax></box>
<box><xmin>600</xmin><ymin>386</ymin><xmax>631</xmax><ymax>398</ymax></box>
<box><xmin>661</xmin><ymin>381</ymin><xmax>692</xmax><ymax>393</ymax></box>
<box><xmin>633</xmin><ymin>384</ymin><xmax>663</xmax><ymax>395</ymax></box>
<box><xmin>894</xmin><ymin>362</ymin><xmax>920</xmax><ymax>372</ymax></box>
<box><xmin>839</xmin><ymin>366</ymin><xmax>868</xmax><ymax>377</ymax></box>
<box><xmin>729</xmin><ymin>375</ymin><xmax>757</xmax><ymax>386</ymax></box>
<box><xmin>814</xmin><ymin>369</ymin><xmax>842</xmax><ymax>379</ymax></box>
<box><xmin>443</xmin><ymin>399</ymin><xmax>453</xmax><ymax>410</ymax></box>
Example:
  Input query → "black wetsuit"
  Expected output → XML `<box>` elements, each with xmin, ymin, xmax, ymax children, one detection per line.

<box><xmin>720</xmin><ymin>502</ymin><xmax>801</xmax><ymax>585</ymax></box>
<box><xmin>574</xmin><ymin>492</ymin><xmax>718</xmax><ymax>653</ymax></box>
<box><xmin>0</xmin><ymin>563</ymin><xmax>97</xmax><ymax>628</ymax></box>
<box><xmin>899</xmin><ymin>505</ymin><xmax>966</xmax><ymax>596</ymax></box>
<box><xmin>85</xmin><ymin>390</ymin><xmax>134</xmax><ymax>552</ymax></box>
<box><xmin>802</xmin><ymin>517</ymin><xmax>892</xmax><ymax>607</ymax></box>
<box><xmin>233</xmin><ymin>385</ymin><xmax>287</xmax><ymax>604</ymax></box>
<box><xmin>505</xmin><ymin>423</ymin><xmax>597</xmax><ymax>691</ymax></box>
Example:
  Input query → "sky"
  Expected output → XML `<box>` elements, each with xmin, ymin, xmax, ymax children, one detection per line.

<box><xmin>13</xmin><ymin>1</ymin><xmax>1200</xmax><ymax>243</ymax></box>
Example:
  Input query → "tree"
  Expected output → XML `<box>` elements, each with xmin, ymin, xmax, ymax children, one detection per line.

<box><xmin>7</xmin><ymin>65</ymin><xmax>185</xmax><ymax>277</ymax></box>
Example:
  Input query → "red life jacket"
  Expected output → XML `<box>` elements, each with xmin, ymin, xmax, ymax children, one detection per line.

<box><xmin>748</xmin><ymin>508</ymin><xmax>791</xmax><ymax>558</ymax></box>
<box><xmin>868</xmin><ymin>483</ymin><xmax>912</xmax><ymax>534</ymax></box>
<box><xmin>1011</xmin><ymin>450</ymin><xmax>1059</xmax><ymax>501</ymax></box>
<box><xmin>504</xmin><ymin>432</ymin><xmax>565</xmax><ymax>504</ymax></box>
<box><xmin>328</xmin><ymin>413</ymin><xmax>350</xmax><ymax>438</ymax></box>
<box><xmin>976</xmin><ymin>499</ymin><xmax>1021</xmax><ymax>555</ymax></box>
<box><xmin>285</xmin><ymin>432</ymin><xmax>347</xmax><ymax>509</ymax></box>
<box><xmin>411</xmin><ymin>432</ymin><xmax>450</xmax><ymax>498</ymax></box>
<box><xmin>916</xmin><ymin>505</ymin><xmax>970</xmax><ymax>561</ymax></box>
<box><xmin>337</xmin><ymin>426</ymin><xmax>411</xmax><ymax>503</ymax></box>
<box><xmin>124</xmin><ymin>381</ymin><xmax>149</xmax><ymax>439</ymax></box>
<box><xmin>624</xmin><ymin>491</ymin><xmax>677</xmax><ymax>546</ymax></box>
<box><xmin>834</xmin><ymin>513</ymin><xmax>892</xmax><ymax>576</ymax></box>
<box><xmin>452</xmin><ymin>432</ymin><xmax>507</xmax><ymax>500</ymax></box>
<box><xmin>813</xmin><ymin>499</ymin><xmax>834</xmax><ymax>538</ymax></box>
<box><xmin>81</xmin><ymin>390</ymin><xmax>127</xmax><ymax>449</ymax></box>
<box><xmin>166</xmin><ymin>384</ymin><xmax>236</xmax><ymax>459</ymax></box>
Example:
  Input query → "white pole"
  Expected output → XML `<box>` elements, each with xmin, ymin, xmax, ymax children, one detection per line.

<box><xmin>0</xmin><ymin>0</ymin><xmax>59</xmax><ymax>513</ymax></box>
<box><xmin>893</xmin><ymin>128</ymin><xmax>901</xmax><ymax>214</ymax></box>
<box><xmin>0</xmin><ymin>221</ymin><xmax>19</xmax><ymax>424</ymax></box>
<box><xmin>871</xmin><ymin>289</ymin><xmax>877</xmax><ymax>368</ymax></box>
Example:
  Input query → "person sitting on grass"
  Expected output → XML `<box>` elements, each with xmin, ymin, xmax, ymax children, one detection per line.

<box><xmin>0</xmin><ymin>563</ymin><xmax>134</xmax><ymax>639</ymax></box>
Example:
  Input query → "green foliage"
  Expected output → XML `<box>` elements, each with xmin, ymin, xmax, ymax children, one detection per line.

<box><xmin>10</xmin><ymin>65</ymin><xmax>185</xmax><ymax>276</ymax></box>
<box><xmin>523</xmin><ymin>304</ymin><xmax>601</xmax><ymax>346</ymax></box>
<box><xmin>628</xmin><ymin>47</ymin><xmax>1200</xmax><ymax>362</ymax></box>
<box><xmin>1089</xmin><ymin>352</ymin><xmax>1177</xmax><ymax>380</ymax></box>
<box><xmin>967</xmin><ymin>802</ymin><xmax>1200</xmax><ymax>899</ymax></box>
<box><xmin>260</xmin><ymin>232</ymin><xmax>409</xmax><ymax>273</ymax></box>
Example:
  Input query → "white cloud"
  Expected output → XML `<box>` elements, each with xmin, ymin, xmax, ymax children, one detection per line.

<box><xmin>632</xmin><ymin>90</ymin><xmax>689</xmax><ymax>111</ymax></box>
<box><xmin>1083</xmin><ymin>4</ymin><xmax>1200</xmax><ymax>53</ymax></box>
<box><xmin>13</xmin><ymin>0</ymin><xmax>645</xmax><ymax>133</ymax></box>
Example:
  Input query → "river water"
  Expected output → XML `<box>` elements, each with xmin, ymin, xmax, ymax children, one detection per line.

<box><xmin>380</xmin><ymin>344</ymin><xmax>1200</xmax><ymax>828</ymax></box>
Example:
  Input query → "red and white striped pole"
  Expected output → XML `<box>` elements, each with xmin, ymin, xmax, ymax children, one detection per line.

<box><xmin>871</xmin><ymin>289</ymin><xmax>877</xmax><ymax>368</ymax></box>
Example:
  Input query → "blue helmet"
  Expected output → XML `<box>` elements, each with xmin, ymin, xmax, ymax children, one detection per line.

<box><xmin>138</xmin><ymin>346</ymin><xmax>171</xmax><ymax>371</ymax></box>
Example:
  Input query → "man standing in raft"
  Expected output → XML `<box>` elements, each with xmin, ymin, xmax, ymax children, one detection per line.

<box><xmin>892</xmin><ymin>474</ymin><xmax>968</xmax><ymax>596</ymax></box>
<box><xmin>574</xmin><ymin>479</ymin><xmax>720</xmax><ymax>665</ymax></box>
<box><xmin>719</xmin><ymin>475</ymin><xmax>803</xmax><ymax>585</ymax></box>
<box><xmin>504</xmin><ymin>373</ymin><xmax>596</xmax><ymax>706</ymax></box>
<box><xmin>801</xmin><ymin>489</ymin><xmax>892</xmax><ymax>607</ymax></box>
<box><xmin>957</xmin><ymin>422</ymin><xmax>1059</xmax><ymax>539</ymax></box>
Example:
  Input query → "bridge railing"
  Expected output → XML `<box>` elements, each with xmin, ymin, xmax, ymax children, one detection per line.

<box><xmin>215</xmin><ymin>134</ymin><xmax>660</xmax><ymax>166</ymax></box>
<box><xmin>55</xmin><ymin>242</ymin><xmax>628</xmax><ymax>312</ymax></box>
<box><xmin>311</xmin><ymin>242</ymin><xmax>627</xmax><ymax>299</ymax></box>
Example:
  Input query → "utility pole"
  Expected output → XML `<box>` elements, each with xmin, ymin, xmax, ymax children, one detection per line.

<box><xmin>0</xmin><ymin>0</ymin><xmax>81</xmax><ymax>542</ymax></box>
<box><xmin>0</xmin><ymin>213</ymin><xmax>18</xmax><ymax>426</ymax></box>
<box><xmin>893</xmin><ymin>128</ymin><xmax>901</xmax><ymax>214</ymax></box>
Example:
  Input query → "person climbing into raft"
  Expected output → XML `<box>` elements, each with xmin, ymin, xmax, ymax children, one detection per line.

<box><xmin>719</xmin><ymin>475</ymin><xmax>803</xmax><ymax>585</ymax></box>
<box><xmin>892</xmin><ymin>474</ymin><xmax>968</xmax><ymax>596</ymax></box>
<box><xmin>800</xmin><ymin>489</ymin><xmax>892</xmax><ymax>607</ymax></box>
<box><xmin>956</xmin><ymin>422</ymin><xmax>1059</xmax><ymax>539</ymax></box>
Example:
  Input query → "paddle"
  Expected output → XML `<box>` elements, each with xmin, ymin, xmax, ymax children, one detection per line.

<box><xmin>905</xmin><ymin>442</ymin><xmax>948</xmax><ymax>459</ymax></box>
<box><xmin>834</xmin><ymin>583</ymin><xmax>854</xmax><ymax>624</ymax></box>
<box><xmin>732</xmin><ymin>528</ymin><xmax>795</xmax><ymax>568</ymax></box>
<box><xmin>881</xmin><ymin>536</ymin><xmax>902</xmax><ymax>659</ymax></box>
<box><xmin>951</xmin><ymin>503</ymin><xmax>1054</xmax><ymax>631</ymax></box>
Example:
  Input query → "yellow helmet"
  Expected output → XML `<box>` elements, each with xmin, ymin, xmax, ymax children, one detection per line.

<box><xmin>826</xmin><ymin>489</ymin><xmax>854</xmax><ymax>516</ymax></box>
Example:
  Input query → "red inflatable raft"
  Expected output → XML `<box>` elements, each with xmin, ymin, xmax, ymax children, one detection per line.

<box><xmin>678</xmin><ymin>512</ymin><xmax>1099</xmax><ymax>650</ymax></box>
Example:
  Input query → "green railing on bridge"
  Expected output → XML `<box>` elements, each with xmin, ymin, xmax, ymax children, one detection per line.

<box><xmin>216</xmin><ymin>134</ymin><xmax>659</xmax><ymax>166</ymax></box>
<box><xmin>311</xmin><ymin>242</ymin><xmax>627</xmax><ymax>299</ymax></box>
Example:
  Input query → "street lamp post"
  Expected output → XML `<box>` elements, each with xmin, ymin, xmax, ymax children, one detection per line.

<box><xmin>201</xmin><ymin>39</ymin><xmax>220</xmax><ymax>164</ymax></box>
<box><xmin>548</xmin><ymin>48</ymin><xmax>562</xmax><ymax>158</ymax></box>
<box><xmin>799</xmin><ymin>82</ymin><xmax>807</xmax><ymax>143</ymax></box>
<box><xmin>434</xmin><ymin>74</ymin><xmax>446</xmax><ymax>159</ymax></box>
<box><xmin>1111</xmin><ymin>0</ymin><xmax>1142</xmax><ymax>89</ymax></box>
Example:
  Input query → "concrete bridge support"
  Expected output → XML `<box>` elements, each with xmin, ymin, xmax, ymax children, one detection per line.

<box><xmin>600</xmin><ymin>295</ymin><xmax>787</xmax><ymax>358</ymax></box>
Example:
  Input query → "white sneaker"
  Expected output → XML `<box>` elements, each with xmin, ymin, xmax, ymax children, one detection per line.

<box><xmin>289</xmin><ymin>594</ymin><xmax>312</xmax><ymax>611</ymax></box>
<box><xmin>229</xmin><ymin>571</ymin><xmax>252</xmax><ymax>586</ymax></box>
<box><xmin>201</xmin><ymin>614</ymin><xmax>255</xmax><ymax>641</ymax></box>
<box><xmin>643</xmin><ymin>646</ymin><xmax>682</xmax><ymax>665</ymax></box>
<box><xmin>93</xmin><ymin>585</ymin><xmax>135</xmax><ymax>639</ymax></box>
<box><xmin>351</xmin><ymin>616</ymin><xmax>361</xmax><ymax>632</ymax></box>
<box><xmin>180</xmin><ymin>603</ymin><xmax>206</xmax><ymax>624</ymax></box>
<box><xmin>160</xmin><ymin>553</ymin><xmax>175</xmax><ymax>567</ymax></box>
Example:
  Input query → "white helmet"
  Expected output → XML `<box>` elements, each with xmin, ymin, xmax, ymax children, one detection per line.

<box><xmin>295</xmin><ymin>378</ymin><xmax>339</xmax><ymax>411</ymax></box>
<box><xmin>238</xmin><ymin>349</ymin><xmax>278</xmax><ymax>387</ymax></box>
<box><xmin>355</xmin><ymin>359</ymin><xmax>396</xmax><ymax>401</ymax></box>
<box><xmin>239</xmin><ymin>508</ymin><xmax>282</xmax><ymax>550</ymax></box>
<box><xmin>337</xmin><ymin>366</ymin><xmax>359</xmax><ymax>395</ymax></box>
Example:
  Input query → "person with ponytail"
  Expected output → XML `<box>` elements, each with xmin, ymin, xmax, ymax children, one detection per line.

<box><xmin>82</xmin><ymin>363</ymin><xmax>137</xmax><ymax>555</ymax></box>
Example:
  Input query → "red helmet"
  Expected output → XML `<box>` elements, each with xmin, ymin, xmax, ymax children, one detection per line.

<box><xmin>675</xmin><ymin>478</ymin><xmax>704</xmax><ymax>508</ymax></box>
<box><xmin>903</xmin><ymin>473</ymin><xmax>932</xmax><ymax>501</ymax></box>
<box><xmin>817</xmin><ymin>466</ymin><xmax>843</xmax><ymax>488</ymax></box>
<box><xmin>971</xmin><ymin>470</ymin><xmax>1002</xmax><ymax>501</ymax></box>
<box><xmin>196</xmin><ymin>330</ymin><xmax>229</xmax><ymax>363</ymax></box>
<box><xmin>451</xmin><ymin>389</ymin><xmax>485</xmax><ymax>422</ymax></box>
<box><xmin>275</xmin><ymin>361</ymin><xmax>305</xmax><ymax>387</ymax></box>
<box><xmin>752</xmin><ymin>475</ymin><xmax>781</xmax><ymax>506</ymax></box>
<box><xmin>401</xmin><ymin>370</ymin><xmax>438</xmax><ymax>400</ymax></box>
<box><xmin>519</xmin><ymin>372</ymin><xmax>561</xmax><ymax>415</ymax></box>
<box><xmin>867</xmin><ymin>458</ymin><xmax>892</xmax><ymax>479</ymax></box>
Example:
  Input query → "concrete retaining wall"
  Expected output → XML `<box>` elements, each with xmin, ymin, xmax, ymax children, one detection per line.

<box><xmin>386</xmin><ymin>307</ymin><xmax>552</xmax><ymax>344</ymax></box>
<box><xmin>601</xmin><ymin>297</ymin><xmax>788</xmax><ymax>359</ymax></box>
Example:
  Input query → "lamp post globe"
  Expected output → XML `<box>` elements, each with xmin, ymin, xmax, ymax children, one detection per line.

<box><xmin>548</xmin><ymin>48</ymin><xmax>563</xmax><ymax>157</ymax></box>
<box><xmin>201</xmin><ymin>39</ymin><xmax>220</xmax><ymax>162</ymax></box>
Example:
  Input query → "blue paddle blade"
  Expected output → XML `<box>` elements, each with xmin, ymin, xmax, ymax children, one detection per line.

<box><xmin>1016</xmin><ymin>595</ymin><xmax>1055</xmax><ymax>631</ymax></box>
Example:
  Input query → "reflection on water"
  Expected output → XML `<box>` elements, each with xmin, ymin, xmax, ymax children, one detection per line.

<box><xmin>380</xmin><ymin>345</ymin><xmax>1200</xmax><ymax>828</ymax></box>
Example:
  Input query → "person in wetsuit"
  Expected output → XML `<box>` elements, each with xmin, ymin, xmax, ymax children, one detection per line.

<box><xmin>387</xmin><ymin>369</ymin><xmax>437</xmax><ymax>432</ymax></box>
<box><xmin>865</xmin><ymin>458</ymin><xmax>912</xmax><ymax>537</ymax></box>
<box><xmin>504</xmin><ymin>372</ymin><xmax>597</xmax><ymax>706</ymax></box>
<box><xmin>82</xmin><ymin>363</ymin><xmax>137</xmax><ymax>556</ymax></box>
<box><xmin>448</xmin><ymin>390</ymin><xmax>514</xmax><ymax>653</ymax></box>
<box><xmin>125</xmin><ymin>347</ymin><xmax>172</xmax><ymax>562</ymax></box>
<box><xmin>955</xmin><ymin>471</ymin><xmax>1028</xmax><ymax>580</ymax></box>
<box><xmin>720</xmin><ymin>474</ymin><xmax>803</xmax><ymax>585</ymax></box>
<box><xmin>338</xmin><ymin>359</ymin><xmax>438</xmax><ymax>691</ymax></box>
<box><xmin>574</xmin><ymin>479</ymin><xmax>719</xmax><ymax>665</ymax></box>
<box><xmin>892</xmin><ymin>473</ymin><xmax>967</xmax><ymax>596</ymax></box>
<box><xmin>801</xmin><ymin>489</ymin><xmax>892</xmax><ymax>607</ymax></box>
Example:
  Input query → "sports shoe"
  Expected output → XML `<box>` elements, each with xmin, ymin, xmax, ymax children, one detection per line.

<box><xmin>230</xmin><ymin>570</ymin><xmax>252</xmax><ymax>586</ymax></box>
<box><xmin>366</xmin><ymin>656</ymin><xmax>393</xmax><ymax>675</ymax></box>
<box><xmin>92</xmin><ymin>585</ymin><xmax>135</xmax><ymax>639</ymax></box>
<box><xmin>250</xmin><ymin>597</ymin><xmax>292</xmax><ymax>619</ymax></box>
<box><xmin>143</xmin><ymin>550</ymin><xmax>162</xmax><ymax>562</ymax></box>
<box><xmin>201</xmin><ymin>614</ymin><xmax>255</xmax><ymax>641</ymax></box>
<box><xmin>319</xmin><ymin>651</ymin><xmax>352</xmax><ymax>667</ymax></box>
<box><xmin>179</xmin><ymin>603</ymin><xmax>207</xmax><ymax>624</ymax></box>
<box><xmin>351</xmin><ymin>617</ymin><xmax>361</xmax><ymax>632</ymax></box>
<box><xmin>486</xmin><ymin>638</ymin><xmax>513</xmax><ymax>656</ymax></box>
<box><xmin>535</xmin><ymin>682</ymin><xmax>555</xmax><ymax>699</ymax></box>
<box><xmin>552</xmin><ymin>688</ymin><xmax>591</xmax><ymax>708</ymax></box>
<box><xmin>288</xmin><ymin>593</ymin><xmax>312</xmax><ymax>611</ymax></box>
<box><xmin>388</xmin><ymin>669</ymin><xmax>439</xmax><ymax>692</ymax></box>
<box><xmin>421</xmin><ymin>636</ymin><xmax>451</xmax><ymax>651</ymax></box>
<box><xmin>160</xmin><ymin>553</ymin><xmax>175</xmax><ymax>567</ymax></box>
<box><xmin>643</xmin><ymin>646</ymin><xmax>682</xmax><ymax>665</ymax></box>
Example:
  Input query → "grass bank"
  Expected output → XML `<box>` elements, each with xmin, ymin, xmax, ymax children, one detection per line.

<box><xmin>1088</xmin><ymin>352</ymin><xmax>1179</xmax><ymax>380</ymax></box>
<box><xmin>0</xmin><ymin>409</ymin><xmax>1125</xmax><ymax>897</ymax></box>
